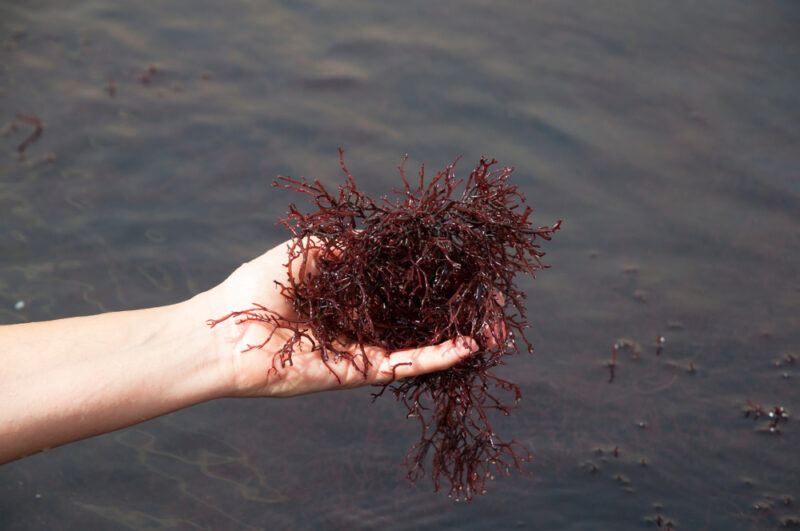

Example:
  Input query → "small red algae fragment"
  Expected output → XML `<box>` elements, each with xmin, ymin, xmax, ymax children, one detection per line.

<box><xmin>13</xmin><ymin>113</ymin><xmax>44</xmax><ymax>155</ymax></box>
<box><xmin>139</xmin><ymin>64</ymin><xmax>159</xmax><ymax>85</ymax></box>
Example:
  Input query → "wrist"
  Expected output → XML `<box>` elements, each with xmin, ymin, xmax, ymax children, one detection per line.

<box><xmin>174</xmin><ymin>288</ymin><xmax>239</xmax><ymax>400</ymax></box>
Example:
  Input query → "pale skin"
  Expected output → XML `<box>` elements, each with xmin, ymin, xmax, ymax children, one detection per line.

<box><xmin>0</xmin><ymin>239</ymin><xmax>478</xmax><ymax>464</ymax></box>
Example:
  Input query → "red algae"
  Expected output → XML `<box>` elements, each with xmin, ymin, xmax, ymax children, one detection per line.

<box><xmin>13</xmin><ymin>113</ymin><xmax>44</xmax><ymax>155</ymax></box>
<box><xmin>213</xmin><ymin>150</ymin><xmax>560</xmax><ymax>500</ymax></box>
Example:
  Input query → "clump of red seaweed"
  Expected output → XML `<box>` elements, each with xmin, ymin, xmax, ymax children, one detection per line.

<box><xmin>215</xmin><ymin>150</ymin><xmax>560</xmax><ymax>500</ymax></box>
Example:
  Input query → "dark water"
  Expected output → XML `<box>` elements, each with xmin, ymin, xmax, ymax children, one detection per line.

<box><xmin>1</xmin><ymin>1</ymin><xmax>799</xmax><ymax>529</ymax></box>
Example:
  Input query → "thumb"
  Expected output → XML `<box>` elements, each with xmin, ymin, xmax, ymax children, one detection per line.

<box><xmin>375</xmin><ymin>337</ymin><xmax>479</xmax><ymax>383</ymax></box>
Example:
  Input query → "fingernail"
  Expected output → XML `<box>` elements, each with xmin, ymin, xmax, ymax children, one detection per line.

<box><xmin>458</xmin><ymin>337</ymin><xmax>479</xmax><ymax>354</ymax></box>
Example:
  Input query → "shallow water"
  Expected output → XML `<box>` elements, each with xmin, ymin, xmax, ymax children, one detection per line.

<box><xmin>1</xmin><ymin>1</ymin><xmax>799</xmax><ymax>529</ymax></box>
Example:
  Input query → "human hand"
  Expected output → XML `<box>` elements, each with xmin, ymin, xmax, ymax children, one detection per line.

<box><xmin>199</xmin><ymin>239</ymin><xmax>478</xmax><ymax>398</ymax></box>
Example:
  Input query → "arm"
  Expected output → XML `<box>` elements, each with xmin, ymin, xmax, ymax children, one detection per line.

<box><xmin>0</xmin><ymin>299</ymin><xmax>226</xmax><ymax>463</ymax></box>
<box><xmin>0</xmin><ymin>240</ymin><xmax>476</xmax><ymax>464</ymax></box>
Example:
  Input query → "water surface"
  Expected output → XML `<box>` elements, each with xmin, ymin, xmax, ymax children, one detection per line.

<box><xmin>1</xmin><ymin>1</ymin><xmax>799</xmax><ymax>529</ymax></box>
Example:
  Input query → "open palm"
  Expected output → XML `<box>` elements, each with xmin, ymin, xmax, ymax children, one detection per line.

<box><xmin>205</xmin><ymin>239</ymin><xmax>477</xmax><ymax>398</ymax></box>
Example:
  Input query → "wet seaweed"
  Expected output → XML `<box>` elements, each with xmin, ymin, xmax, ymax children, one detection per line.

<box><xmin>213</xmin><ymin>150</ymin><xmax>560</xmax><ymax>500</ymax></box>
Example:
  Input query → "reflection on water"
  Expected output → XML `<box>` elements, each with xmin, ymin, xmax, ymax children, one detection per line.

<box><xmin>1</xmin><ymin>0</ymin><xmax>798</xmax><ymax>529</ymax></box>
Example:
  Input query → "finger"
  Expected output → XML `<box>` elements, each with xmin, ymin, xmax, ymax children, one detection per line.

<box><xmin>285</xmin><ymin>236</ymin><xmax>351</xmax><ymax>283</ymax></box>
<box><xmin>482</xmin><ymin>319</ymin><xmax>508</xmax><ymax>349</ymax></box>
<box><xmin>482</xmin><ymin>289</ymin><xmax>507</xmax><ymax>348</ymax></box>
<box><xmin>374</xmin><ymin>337</ymin><xmax>479</xmax><ymax>383</ymax></box>
<box><xmin>284</xmin><ymin>237</ymin><xmax>324</xmax><ymax>282</ymax></box>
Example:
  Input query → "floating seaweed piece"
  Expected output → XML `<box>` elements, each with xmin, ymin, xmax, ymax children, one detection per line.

<box><xmin>139</xmin><ymin>64</ymin><xmax>159</xmax><ymax>85</ymax></box>
<box><xmin>655</xmin><ymin>335</ymin><xmax>665</xmax><ymax>356</ymax></box>
<box><xmin>773</xmin><ymin>353</ymin><xmax>797</xmax><ymax>368</ymax></box>
<box><xmin>13</xmin><ymin>113</ymin><xmax>43</xmax><ymax>155</ymax></box>
<box><xmin>743</xmin><ymin>401</ymin><xmax>790</xmax><ymax>434</ymax></box>
<box><xmin>643</xmin><ymin>514</ymin><xmax>676</xmax><ymax>530</ymax></box>
<box><xmin>608</xmin><ymin>346</ymin><xmax>618</xmax><ymax>383</ymax></box>
<box><xmin>608</xmin><ymin>338</ymin><xmax>642</xmax><ymax>383</ymax></box>
<box><xmin>743</xmin><ymin>400</ymin><xmax>766</xmax><ymax>420</ymax></box>
<box><xmin>767</xmin><ymin>406</ymin><xmax>790</xmax><ymax>432</ymax></box>
<box><xmin>211</xmin><ymin>150</ymin><xmax>560</xmax><ymax>500</ymax></box>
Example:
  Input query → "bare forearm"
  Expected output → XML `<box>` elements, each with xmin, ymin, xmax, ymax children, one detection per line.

<box><xmin>0</xmin><ymin>240</ymin><xmax>477</xmax><ymax>464</ymax></box>
<box><xmin>0</xmin><ymin>293</ymin><xmax>229</xmax><ymax>464</ymax></box>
